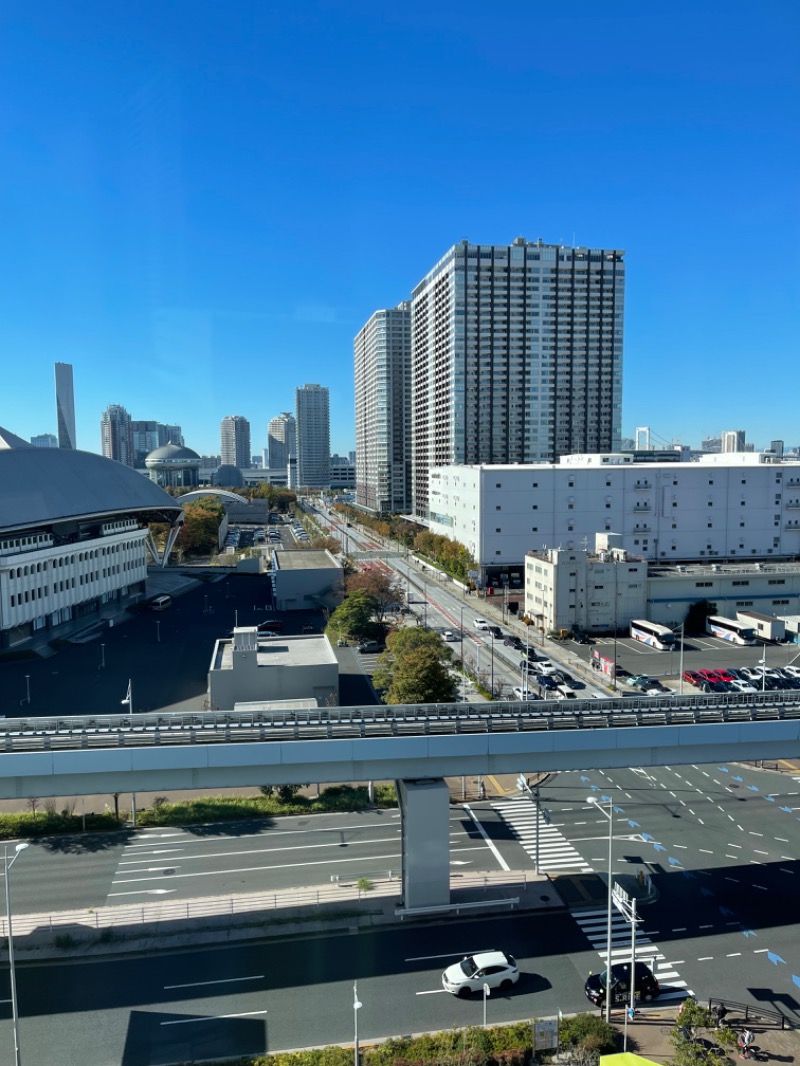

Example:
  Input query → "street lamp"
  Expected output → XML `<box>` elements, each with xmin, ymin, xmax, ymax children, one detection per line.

<box><xmin>759</xmin><ymin>650</ymin><xmax>767</xmax><ymax>693</ymax></box>
<box><xmin>460</xmin><ymin>606</ymin><xmax>466</xmax><ymax>700</ymax></box>
<box><xmin>353</xmin><ymin>981</ymin><xmax>362</xmax><ymax>1066</ymax></box>
<box><xmin>482</xmin><ymin>982</ymin><xmax>491</xmax><ymax>1027</ymax></box>
<box><xmin>5</xmin><ymin>841</ymin><xmax>29</xmax><ymax>1066</ymax></box>
<box><xmin>587</xmin><ymin>795</ymin><xmax>616</xmax><ymax>1023</ymax></box>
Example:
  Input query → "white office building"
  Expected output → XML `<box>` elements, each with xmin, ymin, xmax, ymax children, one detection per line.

<box><xmin>267</xmin><ymin>412</ymin><xmax>297</xmax><ymax>474</ymax></box>
<box><xmin>428</xmin><ymin>451</ymin><xmax>800</xmax><ymax>586</ymax></box>
<box><xmin>722</xmin><ymin>429</ymin><xmax>746</xmax><ymax>453</ymax></box>
<box><xmin>295</xmin><ymin>384</ymin><xmax>330</xmax><ymax>488</ymax></box>
<box><xmin>410</xmin><ymin>238</ymin><xmax>625</xmax><ymax>519</ymax></box>
<box><xmin>354</xmin><ymin>302</ymin><xmax>411</xmax><ymax>513</ymax></box>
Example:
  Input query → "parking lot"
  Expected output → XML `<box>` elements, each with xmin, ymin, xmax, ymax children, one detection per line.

<box><xmin>567</xmin><ymin>631</ymin><xmax>800</xmax><ymax>691</ymax></box>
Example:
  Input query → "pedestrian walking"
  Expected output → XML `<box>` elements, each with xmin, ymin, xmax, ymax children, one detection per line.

<box><xmin>738</xmin><ymin>1028</ymin><xmax>754</xmax><ymax>1059</ymax></box>
<box><xmin>714</xmin><ymin>1003</ymin><xmax>729</xmax><ymax>1028</ymax></box>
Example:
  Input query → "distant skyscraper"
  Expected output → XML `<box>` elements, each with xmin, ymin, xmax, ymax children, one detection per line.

<box><xmin>131</xmin><ymin>421</ymin><xmax>159</xmax><ymax>467</ymax></box>
<box><xmin>354</xmin><ymin>301</ymin><xmax>411</xmax><ymax>513</ymax></box>
<box><xmin>220</xmin><ymin>415</ymin><xmax>251</xmax><ymax>469</ymax></box>
<box><xmin>295</xmin><ymin>385</ymin><xmax>330</xmax><ymax>488</ymax></box>
<box><xmin>101</xmin><ymin>404</ymin><xmax>134</xmax><ymax>466</ymax></box>
<box><xmin>267</xmin><ymin>412</ymin><xmax>297</xmax><ymax>472</ymax></box>
<box><xmin>770</xmin><ymin>440</ymin><xmax>785</xmax><ymax>458</ymax></box>
<box><xmin>410</xmin><ymin>238</ymin><xmax>625</xmax><ymax>518</ymax></box>
<box><xmin>54</xmin><ymin>362</ymin><xmax>76</xmax><ymax>449</ymax></box>
<box><xmin>158</xmin><ymin>424</ymin><xmax>184</xmax><ymax>447</ymax></box>
<box><xmin>722</xmin><ymin>429</ymin><xmax>746</xmax><ymax>453</ymax></box>
<box><xmin>700</xmin><ymin>436</ymin><xmax>722</xmax><ymax>453</ymax></box>
<box><xmin>30</xmin><ymin>433</ymin><xmax>58</xmax><ymax>448</ymax></box>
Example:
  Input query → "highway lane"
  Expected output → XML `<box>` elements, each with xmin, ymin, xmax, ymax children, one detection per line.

<box><xmin>10</xmin><ymin>807</ymin><xmax>522</xmax><ymax>914</ymax></box>
<box><xmin>0</xmin><ymin>910</ymin><xmax>620</xmax><ymax>1066</ymax></box>
<box><xmin>492</xmin><ymin>763</ymin><xmax>800</xmax><ymax>1020</ymax></box>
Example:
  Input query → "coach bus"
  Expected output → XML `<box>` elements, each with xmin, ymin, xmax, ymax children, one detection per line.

<box><xmin>705</xmin><ymin>615</ymin><xmax>757</xmax><ymax>645</ymax></box>
<box><xmin>629</xmin><ymin>619</ymin><xmax>677</xmax><ymax>650</ymax></box>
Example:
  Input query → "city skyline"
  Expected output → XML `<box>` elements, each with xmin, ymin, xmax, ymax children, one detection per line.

<box><xmin>1</xmin><ymin>5</ymin><xmax>798</xmax><ymax>456</ymax></box>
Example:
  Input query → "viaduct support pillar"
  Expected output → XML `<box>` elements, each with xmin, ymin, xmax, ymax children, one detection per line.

<box><xmin>397</xmin><ymin>778</ymin><xmax>450</xmax><ymax>910</ymax></box>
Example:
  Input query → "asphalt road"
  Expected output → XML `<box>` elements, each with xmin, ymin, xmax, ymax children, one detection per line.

<box><xmin>0</xmin><ymin>910</ymin><xmax>611</xmax><ymax>1066</ymax></box>
<box><xmin>10</xmin><ymin>806</ymin><xmax>521</xmax><ymax>914</ymax></box>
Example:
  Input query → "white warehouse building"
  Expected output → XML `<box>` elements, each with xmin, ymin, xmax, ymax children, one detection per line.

<box><xmin>428</xmin><ymin>451</ymin><xmax>800</xmax><ymax>586</ymax></box>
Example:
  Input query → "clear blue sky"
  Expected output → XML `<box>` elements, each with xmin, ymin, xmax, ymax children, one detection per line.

<box><xmin>1</xmin><ymin>0</ymin><xmax>798</xmax><ymax>456</ymax></box>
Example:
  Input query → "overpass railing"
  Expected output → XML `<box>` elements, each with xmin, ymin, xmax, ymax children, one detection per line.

<box><xmin>2</xmin><ymin>692</ymin><xmax>800</xmax><ymax>752</ymax></box>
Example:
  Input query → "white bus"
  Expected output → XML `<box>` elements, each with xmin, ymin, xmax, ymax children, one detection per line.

<box><xmin>705</xmin><ymin>615</ymin><xmax>757</xmax><ymax>645</ymax></box>
<box><xmin>629</xmin><ymin>619</ymin><xmax>677</xmax><ymax>650</ymax></box>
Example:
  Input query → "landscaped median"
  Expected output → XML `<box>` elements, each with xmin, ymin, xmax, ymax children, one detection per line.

<box><xmin>0</xmin><ymin>784</ymin><xmax>398</xmax><ymax>840</ymax></box>
<box><xmin>185</xmin><ymin>1013</ymin><xmax>618</xmax><ymax>1066</ymax></box>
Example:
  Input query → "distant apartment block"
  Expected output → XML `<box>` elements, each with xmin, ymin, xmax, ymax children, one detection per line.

<box><xmin>220</xmin><ymin>415</ymin><xmax>251</xmax><ymax>469</ymax></box>
<box><xmin>267</xmin><ymin>412</ymin><xmax>297</xmax><ymax>473</ymax></box>
<box><xmin>410</xmin><ymin>238</ymin><xmax>625</xmax><ymax>519</ymax></box>
<box><xmin>101</xmin><ymin>404</ymin><xmax>134</xmax><ymax>466</ymax></box>
<box><xmin>354</xmin><ymin>301</ymin><xmax>411</xmax><ymax>513</ymax></box>
<box><xmin>54</xmin><ymin>362</ymin><xmax>76</xmax><ymax>449</ymax></box>
<box><xmin>30</xmin><ymin>433</ymin><xmax>58</xmax><ymax>448</ymax></box>
<box><xmin>295</xmin><ymin>385</ymin><xmax>330</xmax><ymax>488</ymax></box>
<box><xmin>722</xmin><ymin>429</ymin><xmax>746</xmax><ymax>453</ymax></box>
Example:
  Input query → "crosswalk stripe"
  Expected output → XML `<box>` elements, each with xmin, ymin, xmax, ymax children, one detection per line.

<box><xmin>491</xmin><ymin>798</ymin><xmax>593</xmax><ymax>872</ymax></box>
<box><xmin>572</xmin><ymin>908</ymin><xmax>692</xmax><ymax>1005</ymax></box>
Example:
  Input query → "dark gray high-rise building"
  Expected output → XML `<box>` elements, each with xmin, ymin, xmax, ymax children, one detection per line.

<box><xmin>410</xmin><ymin>238</ymin><xmax>625</xmax><ymax>518</ymax></box>
<box><xmin>295</xmin><ymin>385</ymin><xmax>330</xmax><ymax>488</ymax></box>
<box><xmin>101</xmin><ymin>404</ymin><xmax>134</xmax><ymax>466</ymax></box>
<box><xmin>220</xmin><ymin>415</ymin><xmax>251</xmax><ymax>469</ymax></box>
<box><xmin>54</xmin><ymin>362</ymin><xmax>76</xmax><ymax>449</ymax></box>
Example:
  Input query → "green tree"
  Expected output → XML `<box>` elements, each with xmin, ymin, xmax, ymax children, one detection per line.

<box><xmin>327</xmin><ymin>589</ymin><xmax>376</xmax><ymax>641</ymax></box>
<box><xmin>345</xmin><ymin>570</ymin><xmax>404</xmax><ymax>620</ymax></box>
<box><xmin>374</xmin><ymin>628</ymin><xmax>457</xmax><ymax>704</ymax></box>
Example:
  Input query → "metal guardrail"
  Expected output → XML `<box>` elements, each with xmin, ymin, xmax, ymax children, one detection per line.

<box><xmin>1</xmin><ymin>692</ymin><xmax>799</xmax><ymax>752</ymax></box>
<box><xmin>707</xmin><ymin>997</ymin><xmax>792</xmax><ymax>1030</ymax></box>
<box><xmin>396</xmin><ymin>896</ymin><xmax>520</xmax><ymax>919</ymax></box>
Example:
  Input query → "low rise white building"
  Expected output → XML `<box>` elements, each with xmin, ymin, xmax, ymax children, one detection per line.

<box><xmin>271</xmin><ymin>549</ymin><xmax>344</xmax><ymax>612</ymax></box>
<box><xmin>208</xmin><ymin>627</ymin><xmax>339</xmax><ymax>709</ymax></box>
<box><xmin>429</xmin><ymin>452</ymin><xmax>800</xmax><ymax>586</ymax></box>
<box><xmin>525</xmin><ymin>538</ymin><xmax>800</xmax><ymax>636</ymax></box>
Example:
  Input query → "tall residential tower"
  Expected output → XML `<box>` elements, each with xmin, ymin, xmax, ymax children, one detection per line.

<box><xmin>100</xmin><ymin>404</ymin><xmax>134</xmax><ymax>466</ymax></box>
<box><xmin>220</xmin><ymin>415</ymin><xmax>251</xmax><ymax>469</ymax></box>
<box><xmin>267</xmin><ymin>412</ymin><xmax>297</xmax><ymax>473</ymax></box>
<box><xmin>295</xmin><ymin>385</ymin><xmax>330</xmax><ymax>488</ymax></box>
<box><xmin>54</xmin><ymin>362</ymin><xmax>76</xmax><ymax>449</ymax></box>
<box><xmin>410</xmin><ymin>238</ymin><xmax>625</xmax><ymax>518</ymax></box>
<box><xmin>354</xmin><ymin>302</ymin><xmax>411</xmax><ymax>513</ymax></box>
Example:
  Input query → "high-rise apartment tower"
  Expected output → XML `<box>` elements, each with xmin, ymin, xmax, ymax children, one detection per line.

<box><xmin>220</xmin><ymin>416</ymin><xmax>251</xmax><ymax>469</ymax></box>
<box><xmin>295</xmin><ymin>385</ymin><xmax>330</xmax><ymax>488</ymax></box>
<box><xmin>54</xmin><ymin>362</ymin><xmax>76</xmax><ymax>449</ymax></box>
<box><xmin>354</xmin><ymin>302</ymin><xmax>411</xmax><ymax>513</ymax></box>
<box><xmin>722</xmin><ymin>429</ymin><xmax>746</xmax><ymax>453</ymax></box>
<box><xmin>101</xmin><ymin>404</ymin><xmax>134</xmax><ymax>466</ymax></box>
<box><xmin>267</xmin><ymin>412</ymin><xmax>297</xmax><ymax>472</ymax></box>
<box><xmin>410</xmin><ymin>238</ymin><xmax>625</xmax><ymax>518</ymax></box>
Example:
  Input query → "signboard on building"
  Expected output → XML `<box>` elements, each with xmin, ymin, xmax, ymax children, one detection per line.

<box><xmin>533</xmin><ymin>1019</ymin><xmax>559</xmax><ymax>1051</ymax></box>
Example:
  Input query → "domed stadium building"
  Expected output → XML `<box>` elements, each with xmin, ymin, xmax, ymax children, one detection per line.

<box><xmin>0</xmin><ymin>427</ymin><xmax>183</xmax><ymax>649</ymax></box>
<box><xmin>144</xmin><ymin>442</ymin><xmax>201</xmax><ymax>489</ymax></box>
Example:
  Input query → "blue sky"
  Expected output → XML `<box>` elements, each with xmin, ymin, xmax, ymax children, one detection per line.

<box><xmin>1</xmin><ymin>0</ymin><xmax>798</xmax><ymax>456</ymax></box>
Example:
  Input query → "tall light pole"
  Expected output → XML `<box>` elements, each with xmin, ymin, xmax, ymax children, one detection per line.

<box><xmin>482</xmin><ymin>982</ymin><xmax>491</xmax><ymax>1027</ymax></box>
<box><xmin>353</xmin><ymin>981</ymin><xmax>362</xmax><ymax>1066</ymax></box>
<box><xmin>587</xmin><ymin>795</ymin><xmax>616</xmax><ymax>1023</ymax></box>
<box><xmin>759</xmin><ymin>649</ymin><xmax>767</xmax><ymax>693</ymax></box>
<box><xmin>460</xmin><ymin>606</ymin><xmax>466</xmax><ymax>700</ymax></box>
<box><xmin>5</xmin><ymin>841</ymin><xmax>29</xmax><ymax>1066</ymax></box>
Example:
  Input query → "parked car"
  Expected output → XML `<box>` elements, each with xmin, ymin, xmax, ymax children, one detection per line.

<box><xmin>696</xmin><ymin>669</ymin><xmax>723</xmax><ymax>683</ymax></box>
<box><xmin>682</xmin><ymin>670</ymin><xmax>702</xmax><ymax>686</ymax></box>
<box><xmin>728</xmin><ymin>679</ymin><xmax>758</xmax><ymax>694</ymax></box>
<box><xmin>584</xmin><ymin>962</ymin><xmax>659</xmax><ymax>1008</ymax></box>
<box><xmin>784</xmin><ymin>665</ymin><xmax>800</xmax><ymax>679</ymax></box>
<box><xmin>357</xmin><ymin>640</ymin><xmax>384</xmax><ymax>654</ymax></box>
<box><xmin>572</xmin><ymin>633</ymin><xmax>592</xmax><ymax>645</ymax></box>
<box><xmin>740</xmin><ymin>667</ymin><xmax>764</xmax><ymax>683</ymax></box>
<box><xmin>625</xmin><ymin>674</ymin><xmax>652</xmax><ymax>688</ymax></box>
<box><xmin>442</xmin><ymin>951</ymin><xmax>519</xmax><ymax>997</ymax></box>
<box><xmin>714</xmin><ymin>668</ymin><xmax>736</xmax><ymax>683</ymax></box>
<box><xmin>700</xmin><ymin>680</ymin><xmax>729</xmax><ymax>693</ymax></box>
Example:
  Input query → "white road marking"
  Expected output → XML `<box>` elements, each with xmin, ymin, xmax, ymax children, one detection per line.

<box><xmin>416</xmin><ymin>989</ymin><xmax>447</xmax><ymax>996</ymax></box>
<box><xmin>463</xmin><ymin>804</ymin><xmax>510</xmax><ymax>871</ymax></box>
<box><xmin>699</xmin><ymin>849</ymin><xmax>713</xmax><ymax>854</ymax></box>
<box><xmin>726</xmin><ymin>953</ymin><xmax>742</xmax><ymax>958</ymax></box>
<box><xmin>698</xmin><ymin>956</ymin><xmax>714</xmax><ymax>961</ymax></box>
<box><xmin>164</xmin><ymin>976</ymin><xmax>264</xmax><ymax>990</ymax></box>
<box><xmin>161</xmin><ymin>1010</ymin><xmax>268</xmax><ymax>1025</ymax></box>
<box><xmin>108</xmin><ymin>889</ymin><xmax>177</xmax><ymax>896</ymax></box>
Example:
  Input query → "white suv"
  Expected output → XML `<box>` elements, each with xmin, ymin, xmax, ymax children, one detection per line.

<box><xmin>473</xmin><ymin>618</ymin><xmax>490</xmax><ymax>630</ymax></box>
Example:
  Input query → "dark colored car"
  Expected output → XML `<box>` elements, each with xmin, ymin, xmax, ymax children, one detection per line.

<box><xmin>584</xmin><ymin>962</ymin><xmax>660</xmax><ymax>1008</ymax></box>
<box><xmin>572</xmin><ymin>633</ymin><xmax>592</xmax><ymax>645</ymax></box>
<box><xmin>700</xmin><ymin>680</ymin><xmax>729</xmax><ymax>693</ymax></box>
<box><xmin>504</xmin><ymin>635</ymin><xmax>524</xmax><ymax>650</ymax></box>
<box><xmin>537</xmin><ymin>675</ymin><xmax>559</xmax><ymax>691</ymax></box>
<box><xmin>257</xmin><ymin>619</ymin><xmax>284</xmax><ymax>633</ymax></box>
<box><xmin>488</xmin><ymin>626</ymin><xmax>503</xmax><ymax>639</ymax></box>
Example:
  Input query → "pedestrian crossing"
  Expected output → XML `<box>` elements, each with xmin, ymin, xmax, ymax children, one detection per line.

<box><xmin>573</xmin><ymin>907</ymin><xmax>692</xmax><ymax>1004</ymax></box>
<box><xmin>491</xmin><ymin>797</ymin><xmax>593</xmax><ymax>873</ymax></box>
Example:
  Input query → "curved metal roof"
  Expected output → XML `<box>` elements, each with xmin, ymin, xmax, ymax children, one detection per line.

<box><xmin>144</xmin><ymin>443</ymin><xmax>201</xmax><ymax>464</ymax></box>
<box><xmin>0</xmin><ymin>446</ymin><xmax>183</xmax><ymax>532</ymax></box>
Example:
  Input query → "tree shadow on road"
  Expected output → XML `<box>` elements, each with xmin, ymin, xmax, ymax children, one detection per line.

<box><xmin>33</xmin><ymin>829</ymin><xmax>136</xmax><ymax>853</ymax></box>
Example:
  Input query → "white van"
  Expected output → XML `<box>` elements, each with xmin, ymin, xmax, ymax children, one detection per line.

<box><xmin>149</xmin><ymin>595</ymin><xmax>172</xmax><ymax>611</ymax></box>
